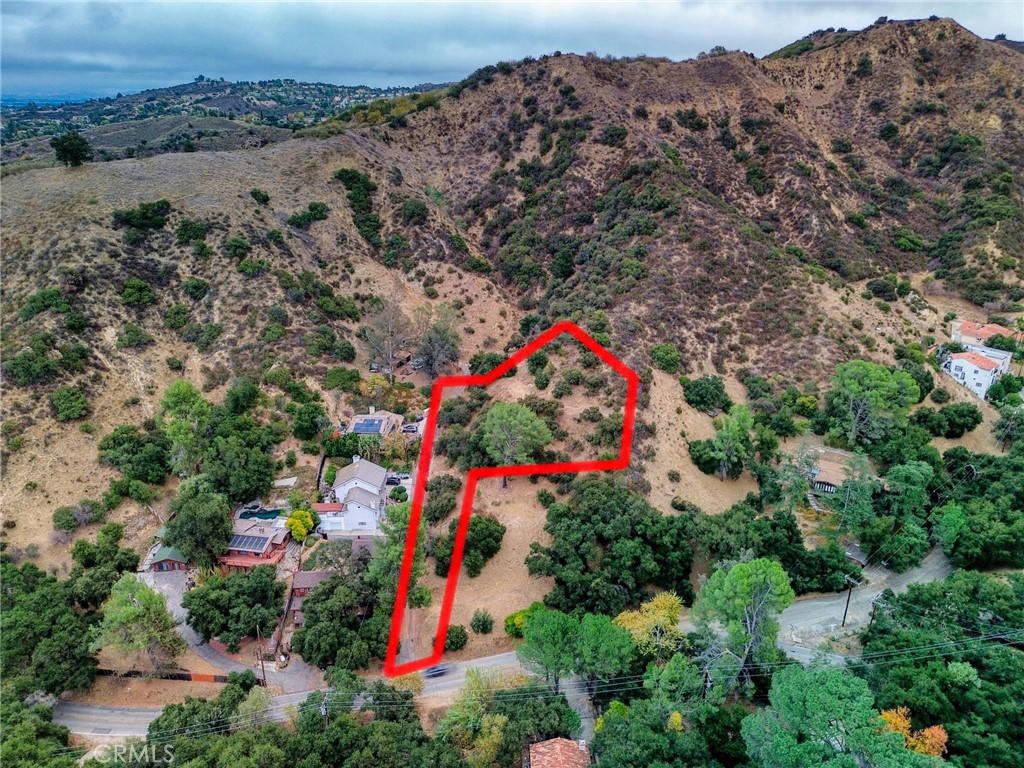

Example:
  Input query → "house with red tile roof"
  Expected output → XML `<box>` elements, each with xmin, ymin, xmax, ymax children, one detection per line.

<box><xmin>944</xmin><ymin>348</ymin><xmax>1010</xmax><ymax>399</ymax></box>
<box><xmin>951</xmin><ymin>320</ymin><xmax>1024</xmax><ymax>346</ymax></box>
<box><xmin>528</xmin><ymin>737</ymin><xmax>591</xmax><ymax>768</ymax></box>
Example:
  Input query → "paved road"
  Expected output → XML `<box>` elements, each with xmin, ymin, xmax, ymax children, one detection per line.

<box><xmin>55</xmin><ymin>550</ymin><xmax>953</xmax><ymax>737</ymax></box>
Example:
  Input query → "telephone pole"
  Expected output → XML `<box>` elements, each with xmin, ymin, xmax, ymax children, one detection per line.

<box><xmin>841</xmin><ymin>575</ymin><xmax>861</xmax><ymax>628</ymax></box>
<box><xmin>255</xmin><ymin>624</ymin><xmax>268</xmax><ymax>687</ymax></box>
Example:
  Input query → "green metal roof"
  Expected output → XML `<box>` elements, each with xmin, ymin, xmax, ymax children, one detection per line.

<box><xmin>152</xmin><ymin>545</ymin><xmax>188</xmax><ymax>563</ymax></box>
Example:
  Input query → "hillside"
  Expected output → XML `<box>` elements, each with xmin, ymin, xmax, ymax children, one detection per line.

<box><xmin>0</xmin><ymin>76</ymin><xmax>449</xmax><ymax>163</ymax></box>
<box><xmin>1</xmin><ymin>16</ymin><xmax>1022</xmax><ymax>564</ymax></box>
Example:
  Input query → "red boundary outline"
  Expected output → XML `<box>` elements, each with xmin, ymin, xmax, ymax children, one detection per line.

<box><xmin>384</xmin><ymin>320</ymin><xmax>640</xmax><ymax>677</ymax></box>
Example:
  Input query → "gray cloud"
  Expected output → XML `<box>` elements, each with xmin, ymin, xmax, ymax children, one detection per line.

<box><xmin>1</xmin><ymin>1</ymin><xmax>1019</xmax><ymax>98</ymax></box>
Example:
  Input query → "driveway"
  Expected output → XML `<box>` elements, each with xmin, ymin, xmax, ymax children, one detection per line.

<box><xmin>137</xmin><ymin>569</ymin><xmax>323</xmax><ymax>693</ymax></box>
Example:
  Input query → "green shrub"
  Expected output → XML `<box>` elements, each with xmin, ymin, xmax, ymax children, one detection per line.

<box><xmin>831</xmin><ymin>137</ymin><xmax>853</xmax><ymax>154</ymax></box>
<box><xmin>745</xmin><ymin>162</ymin><xmax>771</xmax><ymax>195</ymax></box>
<box><xmin>20</xmin><ymin>289</ymin><xmax>70</xmax><ymax>319</ymax></box>
<box><xmin>401</xmin><ymin>198</ymin><xmax>429</xmax><ymax>225</ymax></box>
<box><xmin>166</xmin><ymin>357</ymin><xmax>184</xmax><ymax>370</ymax></box>
<box><xmin>675</xmin><ymin>108</ymin><xmax>708</xmax><ymax>131</ymax></box>
<box><xmin>121</xmin><ymin>278</ymin><xmax>156</xmax><ymax>307</ymax></box>
<box><xmin>65</xmin><ymin>312</ymin><xmax>87</xmax><ymax>332</ymax></box>
<box><xmin>224</xmin><ymin>237</ymin><xmax>250</xmax><ymax>258</ymax></box>
<box><xmin>444</xmin><ymin>624</ymin><xmax>469</xmax><ymax>651</ymax></box>
<box><xmin>262</xmin><ymin>323</ymin><xmax>285</xmax><ymax>342</ymax></box>
<box><xmin>52</xmin><ymin>506</ymin><xmax>77</xmax><ymax>532</ymax></box>
<box><xmin>854</xmin><ymin>53</ymin><xmax>873</xmax><ymax>78</ymax></box>
<box><xmin>250</xmin><ymin>188</ymin><xmax>270</xmax><ymax>205</ymax></box>
<box><xmin>651</xmin><ymin>343</ymin><xmax>681</xmax><ymax>373</ymax></box>
<box><xmin>682</xmin><ymin>375</ymin><xmax>733</xmax><ymax>412</ymax></box>
<box><xmin>238</xmin><ymin>259</ymin><xmax>271</xmax><ymax>277</ymax></box>
<box><xmin>503</xmin><ymin>602</ymin><xmax>544</xmax><ymax>638</ymax></box>
<box><xmin>597</xmin><ymin>125</ymin><xmax>628</xmax><ymax>147</ymax></box>
<box><xmin>878</xmin><ymin>122</ymin><xmax>900</xmax><ymax>142</ymax></box>
<box><xmin>116</xmin><ymin>322</ymin><xmax>153</xmax><ymax>349</ymax></box>
<box><xmin>267</xmin><ymin>229</ymin><xmax>284</xmax><ymax>243</ymax></box>
<box><xmin>112</xmin><ymin>200</ymin><xmax>171</xmax><ymax>230</ymax></box>
<box><xmin>470</xmin><ymin>609</ymin><xmax>494</xmax><ymax>635</ymax></box>
<box><xmin>176</xmin><ymin>219</ymin><xmax>206</xmax><ymax>244</ymax></box>
<box><xmin>288</xmin><ymin>202</ymin><xmax>330</xmax><ymax>228</ymax></box>
<box><xmin>930</xmin><ymin>387</ymin><xmax>951</xmax><ymax>404</ymax></box>
<box><xmin>552</xmin><ymin>380</ymin><xmax>572</xmax><ymax>398</ymax></box>
<box><xmin>183</xmin><ymin>277</ymin><xmax>209</xmax><ymax>300</ymax></box>
<box><xmin>164</xmin><ymin>304</ymin><xmax>190</xmax><ymax>329</ymax></box>
<box><xmin>51</xmin><ymin>386</ymin><xmax>89</xmax><ymax>421</ymax></box>
<box><xmin>325</xmin><ymin>367</ymin><xmax>361</xmax><ymax>392</ymax></box>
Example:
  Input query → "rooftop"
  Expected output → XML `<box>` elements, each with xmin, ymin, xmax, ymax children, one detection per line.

<box><xmin>957</xmin><ymin>320</ymin><xmax>1023</xmax><ymax>343</ymax></box>
<box><xmin>152</xmin><ymin>544</ymin><xmax>188</xmax><ymax>563</ymax></box>
<box><xmin>347</xmin><ymin>410</ymin><xmax>403</xmax><ymax>437</ymax></box>
<box><xmin>529</xmin><ymin>737</ymin><xmax>591</xmax><ymax>768</ymax></box>
<box><xmin>950</xmin><ymin>351</ymin><xmax>1000</xmax><ymax>371</ymax></box>
<box><xmin>332</xmin><ymin>457</ymin><xmax>387</xmax><ymax>491</ymax></box>
<box><xmin>293</xmin><ymin>570</ymin><xmax>331</xmax><ymax>591</ymax></box>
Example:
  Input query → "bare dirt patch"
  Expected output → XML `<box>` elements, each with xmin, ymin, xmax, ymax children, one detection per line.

<box><xmin>416</xmin><ymin>691</ymin><xmax>458</xmax><ymax>733</ymax></box>
<box><xmin>415</xmin><ymin>476</ymin><xmax>555</xmax><ymax>661</ymax></box>
<box><xmin>643</xmin><ymin>370</ymin><xmax>758</xmax><ymax>515</ymax></box>
<box><xmin>64</xmin><ymin>676</ymin><xmax>226</xmax><ymax>708</ymax></box>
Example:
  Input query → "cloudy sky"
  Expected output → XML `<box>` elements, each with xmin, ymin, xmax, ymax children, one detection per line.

<box><xmin>2</xmin><ymin>1</ymin><xmax>1020</xmax><ymax>99</ymax></box>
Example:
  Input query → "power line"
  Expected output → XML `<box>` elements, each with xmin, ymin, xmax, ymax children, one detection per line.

<box><xmin>53</xmin><ymin>626</ymin><xmax>1024</xmax><ymax>757</ymax></box>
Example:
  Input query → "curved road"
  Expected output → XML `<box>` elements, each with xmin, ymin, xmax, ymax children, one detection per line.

<box><xmin>56</xmin><ymin>549</ymin><xmax>951</xmax><ymax>738</ymax></box>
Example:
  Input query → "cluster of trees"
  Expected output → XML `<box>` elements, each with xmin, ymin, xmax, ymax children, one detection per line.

<box><xmin>436</xmin><ymin>668</ymin><xmax>580</xmax><ymax>766</ymax></box>
<box><xmin>526</xmin><ymin>476</ymin><xmax>695</xmax><ymax>615</ymax></box>
<box><xmin>93</xmin><ymin>377</ymin><xmax>310</xmax><ymax>565</ymax></box>
<box><xmin>20</xmin><ymin>667</ymin><xmax>579</xmax><ymax>768</ymax></box>
<box><xmin>933</xmin><ymin>445</ymin><xmax>1024</xmax><ymax>568</ymax></box>
<box><xmin>293</xmin><ymin>503</ymin><xmax>430</xmax><ymax>670</ymax></box>
<box><xmin>182</xmin><ymin>565</ymin><xmax>285</xmax><ymax>651</ymax></box>
<box><xmin>435</xmin><ymin>395</ymin><xmax>556</xmax><ymax>480</ymax></box>
<box><xmin>97</xmin><ymin>377</ymin><xmax>285</xmax><ymax>512</ymax></box>
<box><xmin>361</xmin><ymin>297</ymin><xmax>461</xmax><ymax>382</ymax></box>
<box><xmin>1</xmin><ymin>524</ymin><xmax>139</xmax><ymax>698</ymax></box>
<box><xmin>682</xmin><ymin>499</ymin><xmax>858</xmax><ymax>594</ymax></box>
<box><xmin>432</xmin><ymin>514</ymin><xmax>506</xmax><ymax>577</ymax></box>
<box><xmin>856</xmin><ymin>571</ymin><xmax>1024</xmax><ymax>766</ymax></box>
<box><xmin>508</xmin><ymin>556</ymin><xmax>959</xmax><ymax>768</ymax></box>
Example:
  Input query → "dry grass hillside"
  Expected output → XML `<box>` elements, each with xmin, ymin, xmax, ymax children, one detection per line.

<box><xmin>1</xmin><ymin>16</ymin><xmax>1021</xmax><ymax>566</ymax></box>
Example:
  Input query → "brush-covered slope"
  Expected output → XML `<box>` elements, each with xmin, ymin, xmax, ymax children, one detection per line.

<box><xmin>1</xmin><ymin>16</ymin><xmax>1022</xmax><ymax>454</ymax></box>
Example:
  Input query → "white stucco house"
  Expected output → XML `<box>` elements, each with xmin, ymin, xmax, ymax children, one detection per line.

<box><xmin>943</xmin><ymin>349</ymin><xmax>1009</xmax><ymax>400</ymax></box>
<box><xmin>312</xmin><ymin>456</ymin><xmax>388</xmax><ymax>537</ymax></box>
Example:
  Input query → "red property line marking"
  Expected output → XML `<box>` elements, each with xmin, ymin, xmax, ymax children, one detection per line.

<box><xmin>384</xmin><ymin>320</ymin><xmax>640</xmax><ymax>677</ymax></box>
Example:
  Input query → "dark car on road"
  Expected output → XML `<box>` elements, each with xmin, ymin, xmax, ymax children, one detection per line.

<box><xmin>424</xmin><ymin>664</ymin><xmax>451</xmax><ymax>678</ymax></box>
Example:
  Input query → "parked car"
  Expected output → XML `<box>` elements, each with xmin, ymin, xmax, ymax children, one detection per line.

<box><xmin>410</xmin><ymin>357</ymin><xmax>426</xmax><ymax>371</ymax></box>
<box><xmin>385</xmin><ymin>476</ymin><xmax>402</xmax><ymax>486</ymax></box>
<box><xmin>401</xmin><ymin>424</ymin><xmax>419</xmax><ymax>434</ymax></box>
<box><xmin>424</xmin><ymin>664</ymin><xmax>451</xmax><ymax>678</ymax></box>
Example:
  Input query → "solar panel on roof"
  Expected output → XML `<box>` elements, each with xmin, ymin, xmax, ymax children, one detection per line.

<box><xmin>353</xmin><ymin>418</ymin><xmax>382</xmax><ymax>434</ymax></box>
<box><xmin>230</xmin><ymin>534</ymin><xmax>268</xmax><ymax>551</ymax></box>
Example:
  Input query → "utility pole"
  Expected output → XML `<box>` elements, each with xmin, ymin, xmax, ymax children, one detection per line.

<box><xmin>255</xmin><ymin>624</ymin><xmax>268</xmax><ymax>687</ymax></box>
<box><xmin>320</xmin><ymin>693</ymin><xmax>329</xmax><ymax>726</ymax></box>
<box><xmin>841</xmin><ymin>575</ymin><xmax>861</xmax><ymax>628</ymax></box>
